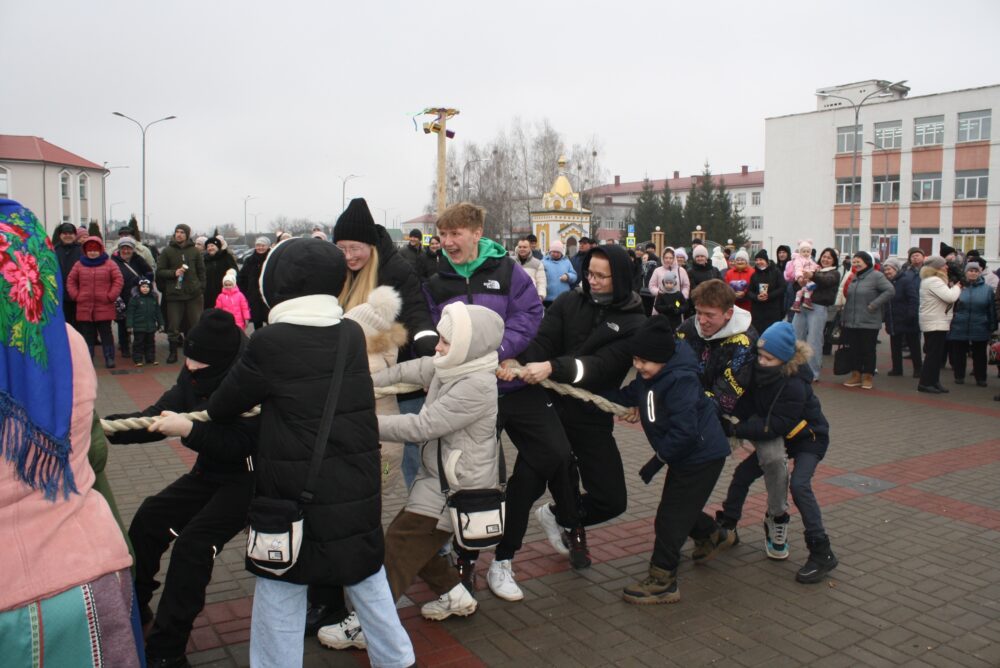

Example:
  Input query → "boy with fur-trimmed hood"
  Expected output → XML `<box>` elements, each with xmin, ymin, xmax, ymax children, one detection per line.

<box><xmin>716</xmin><ymin>321</ymin><xmax>837</xmax><ymax>584</ymax></box>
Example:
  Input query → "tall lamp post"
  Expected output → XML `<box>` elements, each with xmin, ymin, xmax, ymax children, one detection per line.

<box><xmin>243</xmin><ymin>195</ymin><xmax>256</xmax><ymax>242</ymax></box>
<box><xmin>866</xmin><ymin>140</ymin><xmax>892</xmax><ymax>258</ymax></box>
<box><xmin>111</xmin><ymin>112</ymin><xmax>176</xmax><ymax>234</ymax></box>
<box><xmin>101</xmin><ymin>162</ymin><xmax>128</xmax><ymax>237</ymax></box>
<box><xmin>816</xmin><ymin>80</ymin><xmax>905</xmax><ymax>255</ymax></box>
<box><xmin>339</xmin><ymin>174</ymin><xmax>361</xmax><ymax>212</ymax></box>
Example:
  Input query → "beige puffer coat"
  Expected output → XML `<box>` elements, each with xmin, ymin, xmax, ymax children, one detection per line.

<box><xmin>919</xmin><ymin>267</ymin><xmax>961</xmax><ymax>332</ymax></box>
<box><xmin>372</xmin><ymin>304</ymin><xmax>503</xmax><ymax>531</ymax></box>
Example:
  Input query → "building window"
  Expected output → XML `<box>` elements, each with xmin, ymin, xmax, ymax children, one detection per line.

<box><xmin>749</xmin><ymin>216</ymin><xmax>763</xmax><ymax>230</ymax></box>
<box><xmin>914</xmin><ymin>115</ymin><xmax>944</xmax><ymax>146</ymax></box>
<box><xmin>835</xmin><ymin>233</ymin><xmax>859</xmax><ymax>256</ymax></box>
<box><xmin>953</xmin><ymin>232</ymin><xmax>985</xmax><ymax>254</ymax></box>
<box><xmin>835</xmin><ymin>178</ymin><xmax>861</xmax><ymax>204</ymax></box>
<box><xmin>870</xmin><ymin>235</ymin><xmax>898</xmax><ymax>259</ymax></box>
<box><xmin>955</xmin><ymin>170</ymin><xmax>989</xmax><ymax>200</ymax></box>
<box><xmin>0</xmin><ymin>167</ymin><xmax>8</xmax><ymax>198</ymax></box>
<box><xmin>872</xmin><ymin>175</ymin><xmax>900</xmax><ymax>203</ymax></box>
<box><xmin>79</xmin><ymin>173</ymin><xmax>88</xmax><ymax>200</ymax></box>
<box><xmin>912</xmin><ymin>173</ymin><xmax>942</xmax><ymax>202</ymax></box>
<box><xmin>751</xmin><ymin>191</ymin><xmax>761</xmax><ymax>206</ymax></box>
<box><xmin>60</xmin><ymin>172</ymin><xmax>70</xmax><ymax>198</ymax></box>
<box><xmin>874</xmin><ymin>121</ymin><xmax>902</xmax><ymax>149</ymax></box>
<box><xmin>734</xmin><ymin>192</ymin><xmax>746</xmax><ymax>207</ymax></box>
<box><xmin>837</xmin><ymin>125</ymin><xmax>861</xmax><ymax>153</ymax></box>
<box><xmin>957</xmin><ymin>110</ymin><xmax>991</xmax><ymax>143</ymax></box>
<box><xmin>749</xmin><ymin>241</ymin><xmax>762</xmax><ymax>253</ymax></box>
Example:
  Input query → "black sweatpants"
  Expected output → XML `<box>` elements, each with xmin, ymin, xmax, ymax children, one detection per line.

<box><xmin>842</xmin><ymin>327</ymin><xmax>878</xmax><ymax>374</ymax></box>
<box><xmin>920</xmin><ymin>331</ymin><xmax>948</xmax><ymax>387</ymax></box>
<box><xmin>651</xmin><ymin>458</ymin><xmax>725</xmax><ymax>571</ymax></box>
<box><xmin>949</xmin><ymin>339</ymin><xmax>988</xmax><ymax>383</ymax></box>
<box><xmin>129</xmin><ymin>470</ymin><xmax>253</xmax><ymax>658</ymax></box>
<box><xmin>78</xmin><ymin>320</ymin><xmax>115</xmax><ymax>361</ymax></box>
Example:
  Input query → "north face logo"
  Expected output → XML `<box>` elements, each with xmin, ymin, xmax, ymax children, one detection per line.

<box><xmin>483</xmin><ymin>279</ymin><xmax>501</xmax><ymax>290</ymax></box>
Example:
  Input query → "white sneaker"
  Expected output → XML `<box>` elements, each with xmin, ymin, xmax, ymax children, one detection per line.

<box><xmin>420</xmin><ymin>583</ymin><xmax>478</xmax><ymax>621</ymax></box>
<box><xmin>535</xmin><ymin>504</ymin><xmax>569</xmax><ymax>555</ymax></box>
<box><xmin>316</xmin><ymin>611</ymin><xmax>366</xmax><ymax>650</ymax></box>
<box><xmin>764</xmin><ymin>513</ymin><xmax>790</xmax><ymax>561</ymax></box>
<box><xmin>487</xmin><ymin>559</ymin><xmax>524</xmax><ymax>601</ymax></box>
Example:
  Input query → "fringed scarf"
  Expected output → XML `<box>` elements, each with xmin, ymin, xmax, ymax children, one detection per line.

<box><xmin>0</xmin><ymin>199</ymin><xmax>76</xmax><ymax>501</ymax></box>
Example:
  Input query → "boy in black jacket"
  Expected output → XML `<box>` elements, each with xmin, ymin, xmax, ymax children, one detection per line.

<box><xmin>607</xmin><ymin>316</ymin><xmax>731</xmax><ymax>604</ymax></box>
<box><xmin>126</xmin><ymin>278</ymin><xmax>163</xmax><ymax>366</ymax></box>
<box><xmin>717</xmin><ymin>321</ymin><xmax>837</xmax><ymax>584</ymax></box>
<box><xmin>104</xmin><ymin>309</ymin><xmax>257</xmax><ymax>668</ymax></box>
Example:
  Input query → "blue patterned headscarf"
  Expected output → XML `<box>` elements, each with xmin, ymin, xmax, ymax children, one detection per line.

<box><xmin>0</xmin><ymin>199</ymin><xmax>76</xmax><ymax>500</ymax></box>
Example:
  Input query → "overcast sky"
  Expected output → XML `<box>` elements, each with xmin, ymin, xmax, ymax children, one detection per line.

<box><xmin>5</xmin><ymin>0</ymin><xmax>999</xmax><ymax>236</ymax></box>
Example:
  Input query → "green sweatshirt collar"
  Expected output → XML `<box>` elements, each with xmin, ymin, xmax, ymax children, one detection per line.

<box><xmin>447</xmin><ymin>237</ymin><xmax>508</xmax><ymax>278</ymax></box>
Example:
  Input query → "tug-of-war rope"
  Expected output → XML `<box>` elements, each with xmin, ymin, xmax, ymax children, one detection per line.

<box><xmin>99</xmin><ymin>361</ymin><xmax>631</xmax><ymax>434</ymax></box>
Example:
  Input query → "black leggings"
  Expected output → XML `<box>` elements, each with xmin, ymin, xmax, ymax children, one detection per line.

<box><xmin>842</xmin><ymin>327</ymin><xmax>878</xmax><ymax>374</ymax></box>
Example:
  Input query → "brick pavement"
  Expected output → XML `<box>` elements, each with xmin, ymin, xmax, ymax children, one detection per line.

<box><xmin>94</xmin><ymin>342</ymin><xmax>1000</xmax><ymax>667</ymax></box>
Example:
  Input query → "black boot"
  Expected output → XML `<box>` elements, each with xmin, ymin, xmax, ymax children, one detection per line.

<box><xmin>304</xmin><ymin>603</ymin><xmax>346</xmax><ymax>637</ymax></box>
<box><xmin>166</xmin><ymin>341</ymin><xmax>178</xmax><ymax>364</ymax></box>
<box><xmin>714</xmin><ymin>510</ymin><xmax>741</xmax><ymax>546</ymax></box>
<box><xmin>796</xmin><ymin>537</ymin><xmax>838</xmax><ymax>584</ymax></box>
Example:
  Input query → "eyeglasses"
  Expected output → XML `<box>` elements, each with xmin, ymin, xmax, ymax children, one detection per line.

<box><xmin>336</xmin><ymin>243</ymin><xmax>369</xmax><ymax>256</ymax></box>
<box><xmin>587</xmin><ymin>271</ymin><xmax>612</xmax><ymax>281</ymax></box>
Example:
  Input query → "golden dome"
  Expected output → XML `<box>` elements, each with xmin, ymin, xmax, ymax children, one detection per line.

<box><xmin>550</xmin><ymin>174</ymin><xmax>575</xmax><ymax>198</ymax></box>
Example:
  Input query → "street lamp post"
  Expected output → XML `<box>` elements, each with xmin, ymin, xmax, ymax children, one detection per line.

<box><xmin>108</xmin><ymin>201</ymin><xmax>125</xmax><ymax>238</ymax></box>
<box><xmin>112</xmin><ymin>112</ymin><xmax>176</xmax><ymax>234</ymax></box>
<box><xmin>867</xmin><ymin>141</ymin><xmax>892</xmax><ymax>258</ymax></box>
<box><xmin>462</xmin><ymin>157</ymin><xmax>492</xmax><ymax>201</ymax></box>
<box><xmin>374</xmin><ymin>207</ymin><xmax>394</xmax><ymax>228</ymax></box>
<box><xmin>101</xmin><ymin>162</ymin><xmax>128</xmax><ymax>237</ymax></box>
<box><xmin>243</xmin><ymin>195</ymin><xmax>256</xmax><ymax>242</ymax></box>
<box><xmin>816</xmin><ymin>80</ymin><xmax>905</xmax><ymax>255</ymax></box>
<box><xmin>339</xmin><ymin>174</ymin><xmax>361</xmax><ymax>212</ymax></box>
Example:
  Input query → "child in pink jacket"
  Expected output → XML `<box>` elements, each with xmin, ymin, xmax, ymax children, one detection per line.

<box><xmin>785</xmin><ymin>240</ymin><xmax>820</xmax><ymax>311</ymax></box>
<box><xmin>214</xmin><ymin>269</ymin><xmax>251</xmax><ymax>329</ymax></box>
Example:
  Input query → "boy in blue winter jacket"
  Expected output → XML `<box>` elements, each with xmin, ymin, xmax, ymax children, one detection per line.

<box><xmin>607</xmin><ymin>316</ymin><xmax>731</xmax><ymax>604</ymax></box>
<box><xmin>716</xmin><ymin>321</ymin><xmax>837</xmax><ymax>584</ymax></box>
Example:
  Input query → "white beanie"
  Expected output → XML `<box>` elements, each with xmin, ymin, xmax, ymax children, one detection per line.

<box><xmin>674</xmin><ymin>247</ymin><xmax>687</xmax><ymax>261</ymax></box>
<box><xmin>344</xmin><ymin>286</ymin><xmax>402</xmax><ymax>337</ymax></box>
<box><xmin>222</xmin><ymin>269</ymin><xmax>237</xmax><ymax>286</ymax></box>
<box><xmin>693</xmin><ymin>245</ymin><xmax>709</xmax><ymax>259</ymax></box>
<box><xmin>734</xmin><ymin>249</ymin><xmax>750</xmax><ymax>263</ymax></box>
<box><xmin>255</xmin><ymin>236</ymin><xmax>271</xmax><ymax>247</ymax></box>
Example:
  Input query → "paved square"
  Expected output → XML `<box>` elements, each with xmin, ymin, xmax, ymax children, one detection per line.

<box><xmin>95</xmin><ymin>342</ymin><xmax>1000</xmax><ymax>667</ymax></box>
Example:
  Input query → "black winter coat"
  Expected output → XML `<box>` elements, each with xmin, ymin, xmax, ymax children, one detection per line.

<box><xmin>208</xmin><ymin>319</ymin><xmax>384</xmax><ymax>585</ymax></box>
<box><xmin>112</xmin><ymin>253</ymin><xmax>153</xmax><ymax>303</ymax></box>
<box><xmin>398</xmin><ymin>242</ymin><xmax>429</xmax><ymax>279</ymax></box>
<box><xmin>237</xmin><ymin>249</ymin><xmax>270</xmax><ymax>323</ymax></box>
<box><xmin>748</xmin><ymin>261</ymin><xmax>787</xmax><ymax>334</ymax></box>
<box><xmin>734</xmin><ymin>365</ymin><xmax>830</xmax><ymax>460</ymax></box>
<box><xmin>520</xmin><ymin>245</ymin><xmax>647</xmax><ymax>394</ymax></box>
<box><xmin>884</xmin><ymin>268</ymin><xmax>920</xmax><ymax>335</ymax></box>
<box><xmin>687</xmin><ymin>262</ymin><xmax>721</xmax><ymax>293</ymax></box>
<box><xmin>424</xmin><ymin>249</ymin><xmax>447</xmax><ymax>278</ymax></box>
<box><xmin>372</xmin><ymin>225</ymin><xmax>438</xmax><ymax>357</ymax></box>
<box><xmin>204</xmin><ymin>250</ymin><xmax>239</xmax><ymax>310</ymax></box>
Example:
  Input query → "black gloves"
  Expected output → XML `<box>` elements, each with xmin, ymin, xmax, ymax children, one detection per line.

<box><xmin>639</xmin><ymin>455</ymin><xmax>665</xmax><ymax>485</ymax></box>
<box><xmin>720</xmin><ymin>417</ymin><xmax>736</xmax><ymax>437</ymax></box>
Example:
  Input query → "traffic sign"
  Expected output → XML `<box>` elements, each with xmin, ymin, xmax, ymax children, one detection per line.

<box><xmin>627</xmin><ymin>224</ymin><xmax>635</xmax><ymax>235</ymax></box>
<box><xmin>626</xmin><ymin>236</ymin><xmax>636</xmax><ymax>249</ymax></box>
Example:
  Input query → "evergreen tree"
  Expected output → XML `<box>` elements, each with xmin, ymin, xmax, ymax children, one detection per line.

<box><xmin>87</xmin><ymin>221</ymin><xmax>101</xmax><ymax>238</ymax></box>
<box><xmin>659</xmin><ymin>182</ymin><xmax>685</xmax><ymax>245</ymax></box>
<box><xmin>713</xmin><ymin>178</ymin><xmax>749</xmax><ymax>248</ymax></box>
<box><xmin>632</xmin><ymin>178</ymin><xmax>660</xmax><ymax>243</ymax></box>
<box><xmin>683</xmin><ymin>163</ymin><xmax>748</xmax><ymax>248</ymax></box>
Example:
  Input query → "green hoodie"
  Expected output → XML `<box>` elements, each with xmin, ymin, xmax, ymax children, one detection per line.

<box><xmin>446</xmin><ymin>237</ymin><xmax>509</xmax><ymax>278</ymax></box>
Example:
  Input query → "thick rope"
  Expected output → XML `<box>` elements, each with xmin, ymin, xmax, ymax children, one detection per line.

<box><xmin>100</xmin><ymin>362</ymin><xmax>630</xmax><ymax>433</ymax></box>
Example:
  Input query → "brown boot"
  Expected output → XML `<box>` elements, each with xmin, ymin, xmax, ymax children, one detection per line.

<box><xmin>622</xmin><ymin>565</ymin><xmax>680</xmax><ymax>605</ymax></box>
<box><xmin>843</xmin><ymin>371</ymin><xmax>862</xmax><ymax>387</ymax></box>
<box><xmin>861</xmin><ymin>373</ymin><xmax>874</xmax><ymax>390</ymax></box>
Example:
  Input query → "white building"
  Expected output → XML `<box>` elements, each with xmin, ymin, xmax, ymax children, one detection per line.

<box><xmin>0</xmin><ymin>135</ymin><xmax>109</xmax><ymax>233</ymax></box>
<box><xmin>765</xmin><ymin>80</ymin><xmax>999</xmax><ymax>260</ymax></box>
<box><xmin>588</xmin><ymin>167</ymin><xmax>765</xmax><ymax>248</ymax></box>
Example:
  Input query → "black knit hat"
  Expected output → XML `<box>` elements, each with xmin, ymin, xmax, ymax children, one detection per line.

<box><xmin>333</xmin><ymin>198</ymin><xmax>378</xmax><ymax>246</ymax></box>
<box><xmin>260</xmin><ymin>237</ymin><xmax>347</xmax><ymax>309</ymax></box>
<box><xmin>409</xmin><ymin>228</ymin><xmax>422</xmax><ymax>239</ymax></box>
<box><xmin>205</xmin><ymin>236</ymin><xmax>222</xmax><ymax>250</ymax></box>
<box><xmin>629</xmin><ymin>315</ymin><xmax>676</xmax><ymax>363</ymax></box>
<box><xmin>755</xmin><ymin>249</ymin><xmax>769</xmax><ymax>261</ymax></box>
<box><xmin>939</xmin><ymin>241</ymin><xmax>957</xmax><ymax>258</ymax></box>
<box><xmin>184</xmin><ymin>309</ymin><xmax>243</xmax><ymax>368</ymax></box>
<box><xmin>56</xmin><ymin>222</ymin><xmax>77</xmax><ymax>235</ymax></box>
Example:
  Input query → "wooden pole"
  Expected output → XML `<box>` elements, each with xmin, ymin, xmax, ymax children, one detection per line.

<box><xmin>436</xmin><ymin>111</ymin><xmax>447</xmax><ymax>215</ymax></box>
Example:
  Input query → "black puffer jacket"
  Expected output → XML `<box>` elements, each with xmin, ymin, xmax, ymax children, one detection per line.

<box><xmin>688</xmin><ymin>261</ymin><xmax>721</xmax><ymax>292</ymax></box>
<box><xmin>209</xmin><ymin>238</ymin><xmax>382</xmax><ymax>585</ymax></box>
<box><xmin>237</xmin><ymin>249</ymin><xmax>270</xmax><ymax>323</ymax></box>
<box><xmin>519</xmin><ymin>244</ymin><xmax>647</xmax><ymax>394</ymax></box>
<box><xmin>372</xmin><ymin>225</ymin><xmax>438</xmax><ymax>358</ymax></box>
<box><xmin>748</xmin><ymin>261</ymin><xmax>786</xmax><ymax>334</ymax></box>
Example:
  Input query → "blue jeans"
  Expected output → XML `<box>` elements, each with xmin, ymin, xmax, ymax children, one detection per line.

<box><xmin>792</xmin><ymin>304</ymin><xmax>827</xmax><ymax>378</ymax></box>
<box><xmin>720</xmin><ymin>451</ymin><xmax>827</xmax><ymax>542</ymax></box>
<box><xmin>249</xmin><ymin>568</ymin><xmax>414</xmax><ymax>668</ymax></box>
<box><xmin>397</xmin><ymin>396</ymin><xmax>425</xmax><ymax>489</ymax></box>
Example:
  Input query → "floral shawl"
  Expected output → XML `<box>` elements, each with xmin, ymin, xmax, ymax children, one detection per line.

<box><xmin>0</xmin><ymin>199</ymin><xmax>75</xmax><ymax>500</ymax></box>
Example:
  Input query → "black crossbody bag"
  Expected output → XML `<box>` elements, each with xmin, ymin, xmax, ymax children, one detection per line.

<box><xmin>246</xmin><ymin>326</ymin><xmax>349</xmax><ymax>575</ymax></box>
<box><xmin>437</xmin><ymin>435</ymin><xmax>507</xmax><ymax>550</ymax></box>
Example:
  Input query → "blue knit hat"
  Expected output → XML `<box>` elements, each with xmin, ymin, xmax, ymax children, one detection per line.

<box><xmin>758</xmin><ymin>321</ymin><xmax>796</xmax><ymax>362</ymax></box>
